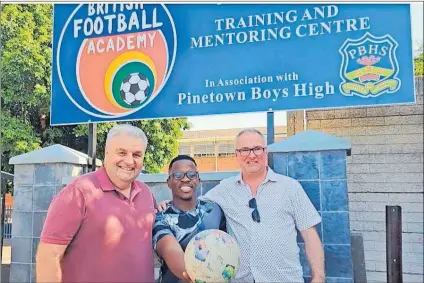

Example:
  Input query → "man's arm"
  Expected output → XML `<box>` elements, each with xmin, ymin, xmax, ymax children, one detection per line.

<box><xmin>156</xmin><ymin>235</ymin><xmax>187</xmax><ymax>280</ymax></box>
<box><xmin>289</xmin><ymin>180</ymin><xmax>324</xmax><ymax>282</ymax></box>
<box><xmin>218</xmin><ymin>207</ymin><xmax>227</xmax><ymax>232</ymax></box>
<box><xmin>301</xmin><ymin>227</ymin><xmax>325</xmax><ymax>282</ymax></box>
<box><xmin>36</xmin><ymin>243</ymin><xmax>67</xmax><ymax>282</ymax></box>
<box><xmin>36</xmin><ymin>184</ymin><xmax>85</xmax><ymax>282</ymax></box>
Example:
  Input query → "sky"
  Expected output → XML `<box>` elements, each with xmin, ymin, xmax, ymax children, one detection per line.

<box><xmin>187</xmin><ymin>3</ymin><xmax>424</xmax><ymax>131</ymax></box>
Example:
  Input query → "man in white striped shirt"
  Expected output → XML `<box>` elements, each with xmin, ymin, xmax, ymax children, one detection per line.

<box><xmin>159</xmin><ymin>128</ymin><xmax>325</xmax><ymax>282</ymax></box>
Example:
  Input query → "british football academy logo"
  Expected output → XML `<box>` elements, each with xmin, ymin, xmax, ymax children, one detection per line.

<box><xmin>56</xmin><ymin>4</ymin><xmax>177</xmax><ymax>119</ymax></box>
<box><xmin>339</xmin><ymin>32</ymin><xmax>401</xmax><ymax>98</ymax></box>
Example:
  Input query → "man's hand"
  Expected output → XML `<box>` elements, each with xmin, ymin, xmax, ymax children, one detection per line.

<box><xmin>156</xmin><ymin>200</ymin><xmax>171</xmax><ymax>212</ymax></box>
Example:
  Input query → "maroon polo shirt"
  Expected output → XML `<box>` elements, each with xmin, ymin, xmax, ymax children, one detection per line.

<box><xmin>40</xmin><ymin>167</ymin><xmax>156</xmax><ymax>282</ymax></box>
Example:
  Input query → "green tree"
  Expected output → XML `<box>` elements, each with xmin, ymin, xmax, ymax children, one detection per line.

<box><xmin>1</xmin><ymin>4</ymin><xmax>56</xmax><ymax>172</ymax></box>
<box><xmin>1</xmin><ymin>4</ymin><xmax>189</xmax><ymax>174</ymax></box>
<box><xmin>414</xmin><ymin>43</ymin><xmax>423</xmax><ymax>77</ymax></box>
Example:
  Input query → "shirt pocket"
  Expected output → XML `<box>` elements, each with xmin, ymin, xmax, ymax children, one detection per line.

<box><xmin>257</xmin><ymin>193</ymin><xmax>293</xmax><ymax>224</ymax></box>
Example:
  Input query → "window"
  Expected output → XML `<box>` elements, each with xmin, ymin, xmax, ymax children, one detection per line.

<box><xmin>218</xmin><ymin>143</ymin><xmax>235</xmax><ymax>156</ymax></box>
<box><xmin>193</xmin><ymin>143</ymin><xmax>215</xmax><ymax>157</ymax></box>
<box><xmin>178</xmin><ymin>145</ymin><xmax>190</xmax><ymax>155</ymax></box>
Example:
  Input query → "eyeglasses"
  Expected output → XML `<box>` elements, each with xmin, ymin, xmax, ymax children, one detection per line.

<box><xmin>248</xmin><ymin>198</ymin><xmax>261</xmax><ymax>223</ymax></box>
<box><xmin>236</xmin><ymin>146</ymin><xmax>266</xmax><ymax>157</ymax></box>
<box><xmin>169</xmin><ymin>170</ymin><xmax>199</xmax><ymax>180</ymax></box>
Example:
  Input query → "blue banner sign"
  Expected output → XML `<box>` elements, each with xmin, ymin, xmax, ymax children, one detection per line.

<box><xmin>51</xmin><ymin>4</ymin><xmax>415</xmax><ymax>125</ymax></box>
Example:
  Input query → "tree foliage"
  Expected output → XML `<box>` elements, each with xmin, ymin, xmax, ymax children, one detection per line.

<box><xmin>414</xmin><ymin>43</ymin><xmax>423</xmax><ymax>77</ymax></box>
<box><xmin>1</xmin><ymin>4</ymin><xmax>189</xmax><ymax>174</ymax></box>
<box><xmin>1</xmin><ymin>4</ymin><xmax>53</xmax><ymax>172</ymax></box>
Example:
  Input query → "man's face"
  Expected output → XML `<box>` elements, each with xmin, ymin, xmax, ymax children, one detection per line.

<box><xmin>167</xmin><ymin>159</ymin><xmax>200</xmax><ymax>201</ymax></box>
<box><xmin>235</xmin><ymin>132</ymin><xmax>268</xmax><ymax>174</ymax></box>
<box><xmin>103</xmin><ymin>134</ymin><xmax>145</xmax><ymax>189</ymax></box>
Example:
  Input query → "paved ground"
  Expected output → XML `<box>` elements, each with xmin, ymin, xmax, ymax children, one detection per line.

<box><xmin>2</xmin><ymin>241</ymin><xmax>11</xmax><ymax>283</ymax></box>
<box><xmin>2</xmin><ymin>264</ymin><xmax>10</xmax><ymax>283</ymax></box>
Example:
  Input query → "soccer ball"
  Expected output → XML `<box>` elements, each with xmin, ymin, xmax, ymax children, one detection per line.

<box><xmin>120</xmin><ymin>73</ymin><xmax>150</xmax><ymax>106</ymax></box>
<box><xmin>184</xmin><ymin>229</ymin><xmax>240</xmax><ymax>283</ymax></box>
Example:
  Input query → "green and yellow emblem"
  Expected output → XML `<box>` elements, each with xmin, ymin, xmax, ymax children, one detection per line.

<box><xmin>339</xmin><ymin>32</ymin><xmax>401</xmax><ymax>98</ymax></box>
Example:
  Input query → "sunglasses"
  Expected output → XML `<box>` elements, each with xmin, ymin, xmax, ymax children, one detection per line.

<box><xmin>169</xmin><ymin>170</ymin><xmax>199</xmax><ymax>180</ymax></box>
<box><xmin>248</xmin><ymin>198</ymin><xmax>261</xmax><ymax>223</ymax></box>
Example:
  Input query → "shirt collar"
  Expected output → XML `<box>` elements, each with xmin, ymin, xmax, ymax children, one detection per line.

<box><xmin>168</xmin><ymin>200</ymin><xmax>201</xmax><ymax>215</ymax></box>
<box><xmin>235</xmin><ymin>166</ymin><xmax>279</xmax><ymax>185</ymax></box>
<box><xmin>96</xmin><ymin>167</ymin><xmax>142</xmax><ymax>195</ymax></box>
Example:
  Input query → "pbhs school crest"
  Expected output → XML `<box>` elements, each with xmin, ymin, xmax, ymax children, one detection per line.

<box><xmin>339</xmin><ymin>32</ymin><xmax>401</xmax><ymax>98</ymax></box>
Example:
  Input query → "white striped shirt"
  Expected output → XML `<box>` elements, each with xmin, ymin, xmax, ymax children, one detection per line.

<box><xmin>202</xmin><ymin>167</ymin><xmax>321</xmax><ymax>283</ymax></box>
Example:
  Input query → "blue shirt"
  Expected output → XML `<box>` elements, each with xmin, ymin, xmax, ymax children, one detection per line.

<box><xmin>152</xmin><ymin>200</ymin><xmax>226</xmax><ymax>283</ymax></box>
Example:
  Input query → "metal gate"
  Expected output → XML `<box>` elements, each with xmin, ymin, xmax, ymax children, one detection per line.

<box><xmin>1</xmin><ymin>171</ymin><xmax>14</xmax><ymax>252</ymax></box>
<box><xmin>2</xmin><ymin>203</ymin><xmax>12</xmax><ymax>239</ymax></box>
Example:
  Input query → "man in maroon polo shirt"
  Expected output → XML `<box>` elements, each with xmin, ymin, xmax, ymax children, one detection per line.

<box><xmin>36</xmin><ymin>124</ymin><xmax>157</xmax><ymax>283</ymax></box>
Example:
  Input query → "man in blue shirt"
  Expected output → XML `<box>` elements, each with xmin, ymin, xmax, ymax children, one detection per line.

<box><xmin>152</xmin><ymin>155</ymin><xmax>226</xmax><ymax>283</ymax></box>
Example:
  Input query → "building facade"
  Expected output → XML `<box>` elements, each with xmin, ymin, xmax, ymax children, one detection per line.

<box><xmin>303</xmin><ymin>77</ymin><xmax>424</xmax><ymax>282</ymax></box>
<box><xmin>163</xmin><ymin>126</ymin><xmax>287</xmax><ymax>172</ymax></box>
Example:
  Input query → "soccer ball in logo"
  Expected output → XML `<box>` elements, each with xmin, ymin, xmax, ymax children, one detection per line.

<box><xmin>120</xmin><ymin>73</ymin><xmax>150</xmax><ymax>106</ymax></box>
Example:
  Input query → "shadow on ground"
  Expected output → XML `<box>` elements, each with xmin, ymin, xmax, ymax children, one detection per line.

<box><xmin>2</xmin><ymin>264</ymin><xmax>10</xmax><ymax>283</ymax></box>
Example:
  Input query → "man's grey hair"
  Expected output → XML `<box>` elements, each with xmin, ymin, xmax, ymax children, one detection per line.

<box><xmin>235</xmin><ymin>128</ymin><xmax>265</xmax><ymax>143</ymax></box>
<box><xmin>106</xmin><ymin>124</ymin><xmax>148</xmax><ymax>149</ymax></box>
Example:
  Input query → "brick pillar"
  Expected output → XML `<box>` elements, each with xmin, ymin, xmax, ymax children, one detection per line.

<box><xmin>268</xmin><ymin>130</ymin><xmax>354</xmax><ymax>282</ymax></box>
<box><xmin>8</xmin><ymin>144</ymin><xmax>101</xmax><ymax>283</ymax></box>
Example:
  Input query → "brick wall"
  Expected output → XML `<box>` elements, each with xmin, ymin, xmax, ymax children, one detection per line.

<box><xmin>305</xmin><ymin>78</ymin><xmax>424</xmax><ymax>282</ymax></box>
